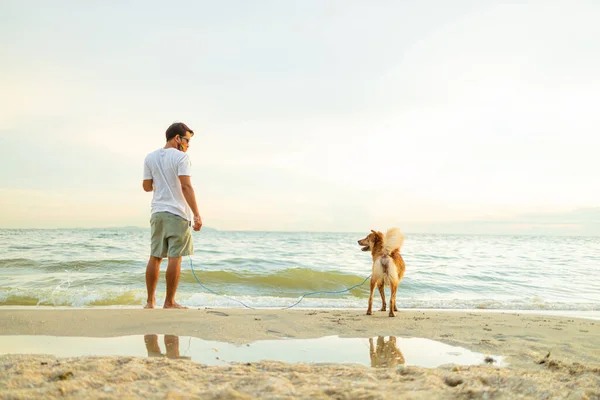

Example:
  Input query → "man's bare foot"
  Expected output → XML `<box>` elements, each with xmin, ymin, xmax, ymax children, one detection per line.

<box><xmin>163</xmin><ymin>302</ymin><xmax>188</xmax><ymax>309</ymax></box>
<box><xmin>144</xmin><ymin>302</ymin><xmax>155</xmax><ymax>309</ymax></box>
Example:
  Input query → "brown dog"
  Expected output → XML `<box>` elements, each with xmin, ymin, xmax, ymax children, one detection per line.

<box><xmin>369</xmin><ymin>336</ymin><xmax>405</xmax><ymax>368</ymax></box>
<box><xmin>358</xmin><ymin>228</ymin><xmax>406</xmax><ymax>317</ymax></box>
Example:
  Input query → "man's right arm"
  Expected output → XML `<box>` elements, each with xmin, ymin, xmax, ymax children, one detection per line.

<box><xmin>179</xmin><ymin>175</ymin><xmax>202</xmax><ymax>231</ymax></box>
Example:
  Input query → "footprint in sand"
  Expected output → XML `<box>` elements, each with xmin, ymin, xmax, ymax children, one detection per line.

<box><xmin>207</xmin><ymin>311</ymin><xmax>230</xmax><ymax>317</ymax></box>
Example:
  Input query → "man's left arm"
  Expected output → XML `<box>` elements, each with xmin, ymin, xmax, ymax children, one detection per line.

<box><xmin>143</xmin><ymin>179</ymin><xmax>153</xmax><ymax>192</ymax></box>
<box><xmin>143</xmin><ymin>157</ymin><xmax>153</xmax><ymax>192</ymax></box>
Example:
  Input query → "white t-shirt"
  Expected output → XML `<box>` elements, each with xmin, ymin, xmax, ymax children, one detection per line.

<box><xmin>143</xmin><ymin>148</ymin><xmax>193</xmax><ymax>221</ymax></box>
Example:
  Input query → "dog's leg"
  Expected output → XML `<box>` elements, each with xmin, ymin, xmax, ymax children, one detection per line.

<box><xmin>392</xmin><ymin>281</ymin><xmax>398</xmax><ymax>311</ymax></box>
<box><xmin>377</xmin><ymin>336</ymin><xmax>385</xmax><ymax>350</ymax></box>
<box><xmin>367</xmin><ymin>278</ymin><xmax>376</xmax><ymax>315</ymax></box>
<box><xmin>389</xmin><ymin>281</ymin><xmax>398</xmax><ymax>317</ymax></box>
<box><xmin>378</xmin><ymin>282</ymin><xmax>386</xmax><ymax>311</ymax></box>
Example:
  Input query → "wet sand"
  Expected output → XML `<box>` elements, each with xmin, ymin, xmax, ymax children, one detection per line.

<box><xmin>1</xmin><ymin>308</ymin><xmax>599</xmax><ymax>399</ymax></box>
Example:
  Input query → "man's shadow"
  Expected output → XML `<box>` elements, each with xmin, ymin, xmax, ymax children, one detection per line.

<box><xmin>369</xmin><ymin>336</ymin><xmax>405</xmax><ymax>368</ymax></box>
<box><xmin>144</xmin><ymin>334</ymin><xmax>190</xmax><ymax>360</ymax></box>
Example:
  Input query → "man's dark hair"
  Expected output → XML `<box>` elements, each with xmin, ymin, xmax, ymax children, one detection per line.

<box><xmin>165</xmin><ymin>122</ymin><xmax>194</xmax><ymax>141</ymax></box>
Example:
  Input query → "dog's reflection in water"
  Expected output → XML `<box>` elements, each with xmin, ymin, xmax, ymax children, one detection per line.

<box><xmin>369</xmin><ymin>336</ymin><xmax>405</xmax><ymax>368</ymax></box>
<box><xmin>144</xmin><ymin>334</ymin><xmax>190</xmax><ymax>360</ymax></box>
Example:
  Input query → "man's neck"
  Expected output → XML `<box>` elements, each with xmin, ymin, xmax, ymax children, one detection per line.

<box><xmin>164</xmin><ymin>141</ymin><xmax>177</xmax><ymax>150</ymax></box>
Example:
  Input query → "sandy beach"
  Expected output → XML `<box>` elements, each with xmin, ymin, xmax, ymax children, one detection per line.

<box><xmin>1</xmin><ymin>308</ymin><xmax>599</xmax><ymax>399</ymax></box>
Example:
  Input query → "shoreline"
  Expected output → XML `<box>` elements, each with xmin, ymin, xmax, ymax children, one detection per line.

<box><xmin>1</xmin><ymin>308</ymin><xmax>598</xmax><ymax>399</ymax></box>
<box><xmin>1</xmin><ymin>305</ymin><xmax>599</xmax><ymax>321</ymax></box>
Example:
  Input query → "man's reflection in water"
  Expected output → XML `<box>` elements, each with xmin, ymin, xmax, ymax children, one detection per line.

<box><xmin>369</xmin><ymin>336</ymin><xmax>405</xmax><ymax>368</ymax></box>
<box><xmin>144</xmin><ymin>334</ymin><xmax>190</xmax><ymax>359</ymax></box>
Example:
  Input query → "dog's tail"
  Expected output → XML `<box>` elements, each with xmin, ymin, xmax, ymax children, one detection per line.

<box><xmin>383</xmin><ymin>228</ymin><xmax>404</xmax><ymax>254</ymax></box>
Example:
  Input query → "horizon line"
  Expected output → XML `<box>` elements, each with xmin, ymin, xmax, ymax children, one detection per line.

<box><xmin>0</xmin><ymin>226</ymin><xmax>598</xmax><ymax>238</ymax></box>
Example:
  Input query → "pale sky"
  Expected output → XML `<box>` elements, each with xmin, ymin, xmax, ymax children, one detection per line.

<box><xmin>1</xmin><ymin>1</ymin><xmax>599</xmax><ymax>234</ymax></box>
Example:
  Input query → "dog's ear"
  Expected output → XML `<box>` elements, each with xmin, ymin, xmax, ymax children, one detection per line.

<box><xmin>371</xmin><ymin>231</ymin><xmax>384</xmax><ymax>241</ymax></box>
<box><xmin>370</xmin><ymin>229</ymin><xmax>376</xmax><ymax>234</ymax></box>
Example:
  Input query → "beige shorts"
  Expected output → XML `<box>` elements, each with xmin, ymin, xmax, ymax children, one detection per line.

<box><xmin>150</xmin><ymin>212</ymin><xmax>193</xmax><ymax>258</ymax></box>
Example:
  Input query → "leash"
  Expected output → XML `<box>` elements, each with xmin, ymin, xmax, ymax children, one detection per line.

<box><xmin>187</xmin><ymin>256</ymin><xmax>371</xmax><ymax>310</ymax></box>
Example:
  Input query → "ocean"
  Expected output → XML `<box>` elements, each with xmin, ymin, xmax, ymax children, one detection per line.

<box><xmin>1</xmin><ymin>228</ymin><xmax>599</xmax><ymax>312</ymax></box>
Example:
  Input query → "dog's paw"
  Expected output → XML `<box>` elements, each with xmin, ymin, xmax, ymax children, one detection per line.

<box><xmin>366</xmin><ymin>310</ymin><xmax>372</xmax><ymax>315</ymax></box>
<box><xmin>388</xmin><ymin>312</ymin><xmax>396</xmax><ymax>317</ymax></box>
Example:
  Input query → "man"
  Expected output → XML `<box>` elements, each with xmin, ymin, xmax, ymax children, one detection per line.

<box><xmin>142</xmin><ymin>122</ymin><xmax>202</xmax><ymax>309</ymax></box>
